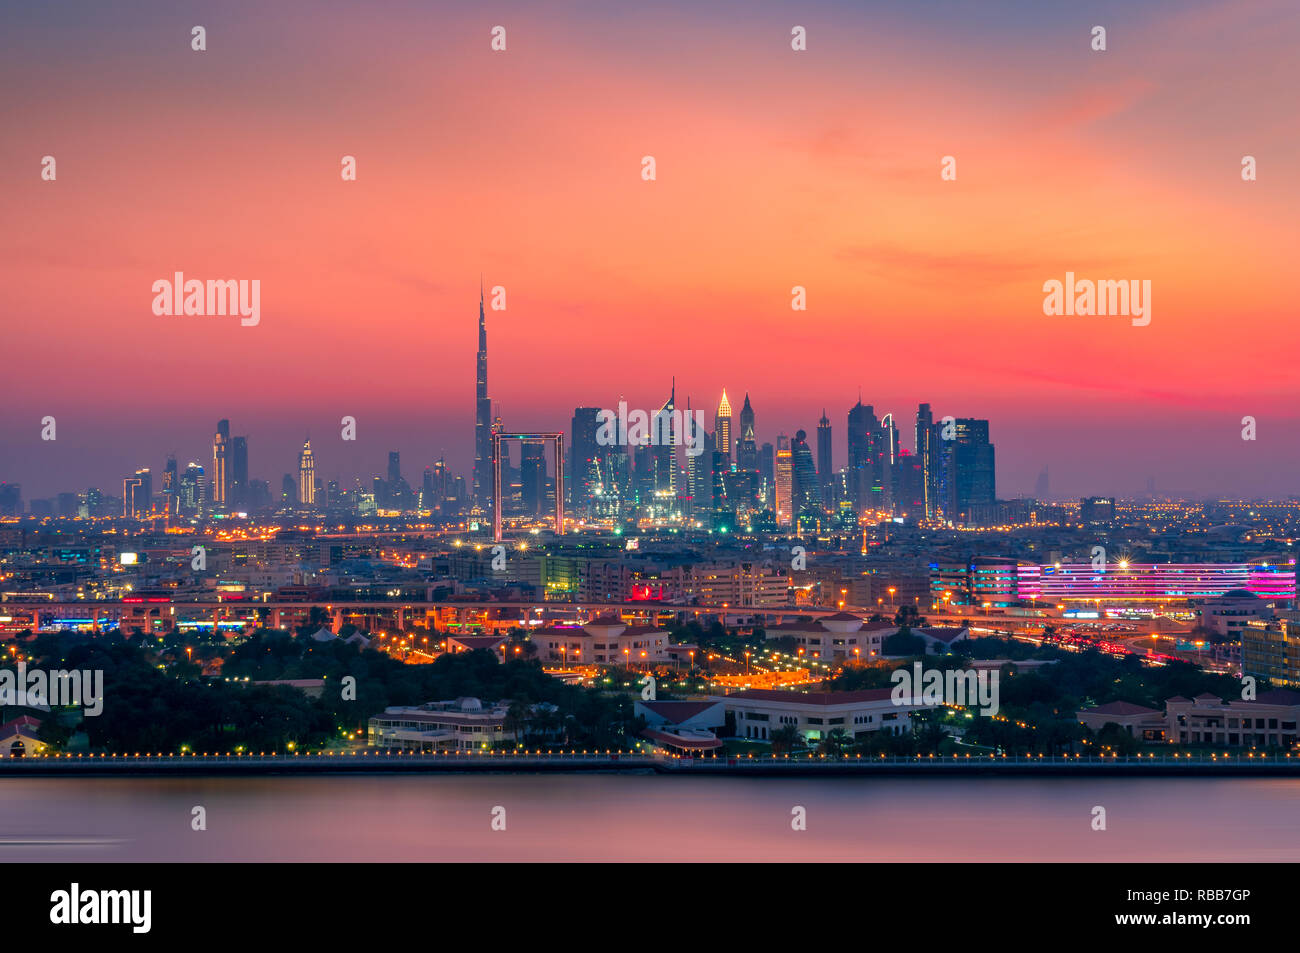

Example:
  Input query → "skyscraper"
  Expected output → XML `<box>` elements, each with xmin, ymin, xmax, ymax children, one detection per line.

<box><xmin>229</xmin><ymin>437</ymin><xmax>248</xmax><ymax>509</ymax></box>
<box><xmin>816</xmin><ymin>410</ymin><xmax>833</xmax><ymax>505</ymax></box>
<box><xmin>847</xmin><ymin>399</ymin><xmax>878</xmax><ymax>512</ymax></box>
<box><xmin>162</xmin><ymin>455</ymin><xmax>179</xmax><ymax>516</ymax></box>
<box><xmin>122</xmin><ymin>475</ymin><xmax>143</xmax><ymax>518</ymax></box>
<box><xmin>570</xmin><ymin>407</ymin><xmax>602</xmax><ymax>512</ymax></box>
<box><xmin>715</xmin><ymin>389</ymin><xmax>733</xmax><ymax>467</ymax></box>
<box><xmin>735</xmin><ymin>393</ymin><xmax>759</xmax><ymax>508</ymax></box>
<box><xmin>212</xmin><ymin>419</ymin><xmax>229</xmax><ymax>506</ymax></box>
<box><xmin>520</xmin><ymin>441</ymin><xmax>547</xmax><ymax>515</ymax></box>
<box><xmin>180</xmin><ymin>464</ymin><xmax>205</xmax><ymax>516</ymax></box>
<box><xmin>473</xmin><ymin>283</ymin><xmax>492</xmax><ymax>506</ymax></box>
<box><xmin>916</xmin><ymin>403</ymin><xmax>934</xmax><ymax>518</ymax></box>
<box><xmin>759</xmin><ymin>441</ymin><xmax>775</xmax><ymax>504</ymax></box>
<box><xmin>790</xmin><ymin>429</ymin><xmax>818</xmax><ymax>513</ymax></box>
<box><xmin>298</xmin><ymin>440</ymin><xmax>316</xmax><ymax>506</ymax></box>
<box><xmin>652</xmin><ymin>380</ymin><xmax>677</xmax><ymax>498</ymax></box>
<box><xmin>938</xmin><ymin>418</ymin><xmax>995</xmax><ymax>523</ymax></box>
<box><xmin>775</xmin><ymin>435</ymin><xmax>793</xmax><ymax>527</ymax></box>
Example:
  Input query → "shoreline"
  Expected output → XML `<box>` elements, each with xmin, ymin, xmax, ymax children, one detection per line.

<box><xmin>2</xmin><ymin>753</ymin><xmax>1298</xmax><ymax>778</ymax></box>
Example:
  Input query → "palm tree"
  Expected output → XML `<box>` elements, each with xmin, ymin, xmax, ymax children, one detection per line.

<box><xmin>771</xmin><ymin>723</ymin><xmax>803</xmax><ymax>755</ymax></box>
<box><xmin>503</xmin><ymin>700</ymin><xmax>532</xmax><ymax>746</ymax></box>
<box><xmin>817</xmin><ymin>727</ymin><xmax>851</xmax><ymax>758</ymax></box>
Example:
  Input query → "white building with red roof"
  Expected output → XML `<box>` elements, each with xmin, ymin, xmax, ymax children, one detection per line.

<box><xmin>533</xmin><ymin>616</ymin><xmax>669</xmax><ymax>667</ymax></box>
<box><xmin>719</xmin><ymin>688</ymin><xmax>915</xmax><ymax>743</ymax></box>
<box><xmin>1077</xmin><ymin>689</ymin><xmax>1300</xmax><ymax>747</ymax></box>
<box><xmin>764</xmin><ymin>612</ymin><xmax>899</xmax><ymax>662</ymax></box>
<box><xmin>913</xmin><ymin>626</ymin><xmax>970</xmax><ymax>654</ymax></box>
<box><xmin>635</xmin><ymin>700</ymin><xmax>726</xmax><ymax>756</ymax></box>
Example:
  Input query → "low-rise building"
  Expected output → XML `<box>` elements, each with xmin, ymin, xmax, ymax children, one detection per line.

<box><xmin>368</xmin><ymin>697</ymin><xmax>513</xmax><ymax>751</ymax></box>
<box><xmin>1077</xmin><ymin>689</ymin><xmax>1300</xmax><ymax>748</ymax></box>
<box><xmin>635</xmin><ymin>699</ymin><xmax>725</xmax><ymax>756</ymax></box>
<box><xmin>763</xmin><ymin>613</ymin><xmax>897</xmax><ymax>662</ymax></box>
<box><xmin>1198</xmin><ymin>589</ymin><xmax>1272</xmax><ymax>639</ymax></box>
<box><xmin>915</xmin><ymin>626</ymin><xmax>970</xmax><ymax>653</ymax></box>
<box><xmin>720</xmin><ymin>688</ymin><xmax>914</xmax><ymax>742</ymax></box>
<box><xmin>533</xmin><ymin>616</ymin><xmax>669</xmax><ymax>666</ymax></box>
<box><xmin>0</xmin><ymin>715</ymin><xmax>45</xmax><ymax>757</ymax></box>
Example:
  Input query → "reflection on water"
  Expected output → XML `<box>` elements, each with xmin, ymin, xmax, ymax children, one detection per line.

<box><xmin>0</xmin><ymin>774</ymin><xmax>1294</xmax><ymax>862</ymax></box>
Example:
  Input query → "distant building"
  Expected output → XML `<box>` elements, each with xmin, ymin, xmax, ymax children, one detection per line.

<box><xmin>1080</xmin><ymin>496</ymin><xmax>1115</xmax><ymax>525</ymax></box>
<box><xmin>936</xmin><ymin>418</ymin><xmax>995</xmax><ymax>524</ymax></box>
<box><xmin>1199</xmin><ymin>589</ymin><xmax>1271</xmax><ymax>639</ymax></box>
<box><xmin>210</xmin><ymin>419</ymin><xmax>229</xmax><ymax>506</ymax></box>
<box><xmin>715</xmin><ymin>390</ymin><xmax>733</xmax><ymax>467</ymax></box>
<box><xmin>298</xmin><ymin>440</ymin><xmax>316</xmax><ymax>506</ymax></box>
<box><xmin>775</xmin><ymin>435</ymin><xmax>793</xmax><ymax>527</ymax></box>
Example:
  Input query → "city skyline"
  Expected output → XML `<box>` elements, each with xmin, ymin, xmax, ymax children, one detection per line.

<box><xmin>0</xmin><ymin>284</ymin><xmax>1289</xmax><ymax>505</ymax></box>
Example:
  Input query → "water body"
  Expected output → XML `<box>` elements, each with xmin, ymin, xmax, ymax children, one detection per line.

<box><xmin>0</xmin><ymin>775</ymin><xmax>1295</xmax><ymax>862</ymax></box>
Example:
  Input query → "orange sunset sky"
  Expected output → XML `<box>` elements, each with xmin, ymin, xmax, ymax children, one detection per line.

<box><xmin>2</xmin><ymin>0</ymin><xmax>1298</xmax><ymax>498</ymax></box>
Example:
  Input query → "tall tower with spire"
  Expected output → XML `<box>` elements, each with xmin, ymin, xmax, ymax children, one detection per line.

<box><xmin>715</xmin><ymin>389</ymin><xmax>733</xmax><ymax>466</ymax></box>
<box><xmin>653</xmin><ymin>378</ymin><xmax>677</xmax><ymax>497</ymax></box>
<box><xmin>472</xmin><ymin>281</ymin><xmax>492</xmax><ymax>506</ymax></box>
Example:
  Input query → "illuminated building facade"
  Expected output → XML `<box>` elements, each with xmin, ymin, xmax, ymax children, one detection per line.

<box><xmin>212</xmin><ymin>419</ymin><xmax>229</xmax><ymax>505</ymax></box>
<box><xmin>298</xmin><ymin>440</ymin><xmax>316</xmax><ymax>506</ymax></box>
<box><xmin>1019</xmin><ymin>562</ymin><xmax>1296</xmax><ymax>603</ymax></box>
<box><xmin>775</xmin><ymin>434</ymin><xmax>792</xmax><ymax>527</ymax></box>
<box><xmin>715</xmin><ymin>389</ymin><xmax>732</xmax><ymax>467</ymax></box>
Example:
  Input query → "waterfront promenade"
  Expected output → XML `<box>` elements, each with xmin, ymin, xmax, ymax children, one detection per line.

<box><xmin>3</xmin><ymin>750</ymin><xmax>1299</xmax><ymax>777</ymax></box>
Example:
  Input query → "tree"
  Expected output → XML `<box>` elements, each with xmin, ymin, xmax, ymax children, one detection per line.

<box><xmin>883</xmin><ymin>629</ymin><xmax>925</xmax><ymax>656</ymax></box>
<box><xmin>817</xmin><ymin>727</ymin><xmax>851</xmax><ymax>758</ymax></box>
<box><xmin>503</xmin><ymin>700</ymin><xmax>532</xmax><ymax>745</ymax></box>
<box><xmin>771</xmin><ymin>723</ymin><xmax>803</xmax><ymax>755</ymax></box>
